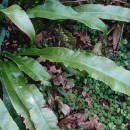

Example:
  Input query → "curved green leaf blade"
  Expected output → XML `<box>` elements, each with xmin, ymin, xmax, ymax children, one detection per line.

<box><xmin>27</xmin><ymin>0</ymin><xmax>107</xmax><ymax>32</ymax></box>
<box><xmin>0</xmin><ymin>61</ymin><xmax>35</xmax><ymax>130</ymax></box>
<box><xmin>0</xmin><ymin>99</ymin><xmax>19</xmax><ymax>130</ymax></box>
<box><xmin>17</xmin><ymin>84</ymin><xmax>58</xmax><ymax>130</ymax></box>
<box><xmin>74</xmin><ymin>4</ymin><xmax>130</xmax><ymax>22</ymax></box>
<box><xmin>4</xmin><ymin>53</ymin><xmax>51</xmax><ymax>81</ymax></box>
<box><xmin>1</xmin><ymin>61</ymin><xmax>58</xmax><ymax>130</ymax></box>
<box><xmin>19</xmin><ymin>47</ymin><xmax>130</xmax><ymax>96</ymax></box>
<box><xmin>0</xmin><ymin>4</ymin><xmax>35</xmax><ymax>42</ymax></box>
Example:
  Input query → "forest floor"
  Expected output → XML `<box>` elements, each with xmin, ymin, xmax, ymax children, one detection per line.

<box><xmin>1</xmin><ymin>0</ymin><xmax>130</xmax><ymax>130</ymax></box>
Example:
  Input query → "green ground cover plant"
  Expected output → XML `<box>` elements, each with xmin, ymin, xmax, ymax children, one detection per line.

<box><xmin>0</xmin><ymin>0</ymin><xmax>130</xmax><ymax>129</ymax></box>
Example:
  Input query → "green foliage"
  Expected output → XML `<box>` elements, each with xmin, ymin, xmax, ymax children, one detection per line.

<box><xmin>0</xmin><ymin>61</ymin><xmax>58</xmax><ymax>130</ymax></box>
<box><xmin>0</xmin><ymin>4</ymin><xmax>35</xmax><ymax>42</ymax></box>
<box><xmin>73</xmin><ymin>22</ymin><xmax>98</xmax><ymax>43</ymax></box>
<box><xmin>19</xmin><ymin>47</ymin><xmax>130</xmax><ymax>96</ymax></box>
<box><xmin>108</xmin><ymin>48</ymin><xmax>130</xmax><ymax>69</ymax></box>
<box><xmin>0</xmin><ymin>99</ymin><xmax>19</xmax><ymax>130</ymax></box>
<box><xmin>0</xmin><ymin>0</ymin><xmax>8</xmax><ymax>8</ymax></box>
<box><xmin>4</xmin><ymin>52</ymin><xmax>51</xmax><ymax>81</ymax></box>
<box><xmin>60</xmin><ymin>76</ymin><xmax>130</xmax><ymax>130</ymax></box>
<box><xmin>74</xmin><ymin>4</ymin><xmax>130</xmax><ymax>22</ymax></box>
<box><xmin>0</xmin><ymin>0</ymin><xmax>130</xmax><ymax>129</ymax></box>
<box><xmin>83</xmin><ymin>77</ymin><xmax>130</xmax><ymax>130</ymax></box>
<box><xmin>53</xmin><ymin>27</ymin><xmax>76</xmax><ymax>48</ymax></box>
<box><xmin>27</xmin><ymin>0</ymin><xmax>107</xmax><ymax>32</ymax></box>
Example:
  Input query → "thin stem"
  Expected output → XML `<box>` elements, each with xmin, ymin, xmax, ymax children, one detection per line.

<box><xmin>116</xmin><ymin>23</ymin><xmax>124</xmax><ymax>52</ymax></box>
<box><xmin>115</xmin><ymin>22</ymin><xmax>124</xmax><ymax>61</ymax></box>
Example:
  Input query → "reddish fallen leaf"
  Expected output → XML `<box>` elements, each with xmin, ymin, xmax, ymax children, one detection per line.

<box><xmin>68</xmin><ymin>113</ymin><xmax>86</xmax><ymax>129</ymax></box>
<box><xmin>58</xmin><ymin>115</ymin><xmax>76</xmax><ymax>128</ymax></box>
<box><xmin>53</xmin><ymin>75</ymin><xmax>66</xmax><ymax>86</ymax></box>
<box><xmin>100</xmin><ymin>99</ymin><xmax>110</xmax><ymax>107</ymax></box>
<box><xmin>84</xmin><ymin>115</ymin><xmax>103</xmax><ymax>130</ymax></box>
<box><xmin>49</xmin><ymin>65</ymin><xmax>62</xmax><ymax>74</ymax></box>
<box><xmin>53</xmin><ymin>77</ymin><xmax>61</xmax><ymax>86</ymax></box>
<box><xmin>63</xmin><ymin>84</ymin><xmax>71</xmax><ymax>90</ymax></box>
<box><xmin>74</xmin><ymin>113</ymin><xmax>86</xmax><ymax>123</ymax></box>
<box><xmin>73</xmin><ymin>31</ymin><xmax>88</xmax><ymax>44</ymax></box>
<box><xmin>82</xmin><ymin>91</ymin><xmax>87</xmax><ymax>98</ymax></box>
<box><xmin>36</xmin><ymin>56</ymin><xmax>46</xmax><ymax>63</ymax></box>
<box><xmin>58</xmin><ymin>112</ymin><xmax>103</xmax><ymax>130</ymax></box>
<box><xmin>126</xmin><ymin>122</ymin><xmax>130</xmax><ymax>129</ymax></box>
<box><xmin>52</xmin><ymin>74</ymin><xmax>70</xmax><ymax>89</ymax></box>
<box><xmin>35</xmin><ymin>31</ymin><xmax>47</xmax><ymax>43</ymax></box>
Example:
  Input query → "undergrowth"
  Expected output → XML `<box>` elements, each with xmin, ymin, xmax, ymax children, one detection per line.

<box><xmin>40</xmin><ymin>22</ymin><xmax>130</xmax><ymax>130</ymax></box>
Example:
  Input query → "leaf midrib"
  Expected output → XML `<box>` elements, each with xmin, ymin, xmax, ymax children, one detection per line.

<box><xmin>41</xmin><ymin>54</ymin><xmax>129</xmax><ymax>86</ymax></box>
<box><xmin>1</xmin><ymin>62</ymin><xmax>34</xmax><ymax>130</ymax></box>
<box><xmin>27</xmin><ymin>10</ymin><xmax>80</xmax><ymax>18</ymax></box>
<box><xmin>74</xmin><ymin>11</ymin><xmax>130</xmax><ymax>21</ymax></box>
<box><xmin>29</xmin><ymin>88</ymin><xmax>51</xmax><ymax>130</ymax></box>
<box><xmin>27</xmin><ymin>10</ymin><xmax>105</xmax><ymax>31</ymax></box>
<box><xmin>6</xmin><ymin>55</ymin><xmax>43</xmax><ymax>81</ymax></box>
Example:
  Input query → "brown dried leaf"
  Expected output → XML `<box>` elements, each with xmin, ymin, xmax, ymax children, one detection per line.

<box><xmin>59</xmin><ymin>102</ymin><xmax>70</xmax><ymax>116</ymax></box>
<box><xmin>82</xmin><ymin>91</ymin><xmax>87</xmax><ymax>98</ymax></box>
<box><xmin>100</xmin><ymin>99</ymin><xmax>110</xmax><ymax>107</ymax></box>
<box><xmin>18</xmin><ymin>113</ymin><xmax>31</xmax><ymax>130</ymax></box>
<box><xmin>85</xmin><ymin>115</ymin><xmax>103</xmax><ymax>130</ymax></box>
<box><xmin>70</xmin><ymin>113</ymin><xmax>86</xmax><ymax>129</ymax></box>
<box><xmin>48</xmin><ymin>94</ymin><xmax>55</xmax><ymax>105</ymax></box>
<box><xmin>53</xmin><ymin>77</ymin><xmax>61</xmax><ymax>86</ymax></box>
<box><xmin>58</xmin><ymin>115</ymin><xmax>76</xmax><ymax>128</ymax></box>
<box><xmin>74</xmin><ymin>113</ymin><xmax>86</xmax><ymax>123</ymax></box>
<box><xmin>35</xmin><ymin>31</ymin><xmax>47</xmax><ymax>44</ymax></box>
<box><xmin>49</xmin><ymin>65</ymin><xmax>62</xmax><ymax>74</ymax></box>
<box><xmin>113</xmin><ymin>24</ymin><xmax>121</xmax><ymax>50</ymax></box>
<box><xmin>73</xmin><ymin>31</ymin><xmax>89</xmax><ymax>44</ymax></box>
<box><xmin>36</xmin><ymin>56</ymin><xmax>46</xmax><ymax>63</ymax></box>
<box><xmin>73</xmin><ymin>113</ymin><xmax>102</xmax><ymax>130</ymax></box>
<box><xmin>63</xmin><ymin>84</ymin><xmax>71</xmax><ymax>90</ymax></box>
<box><xmin>53</xmin><ymin>75</ymin><xmax>66</xmax><ymax>85</ymax></box>
<box><xmin>53</xmin><ymin>75</ymin><xmax>70</xmax><ymax>89</ymax></box>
